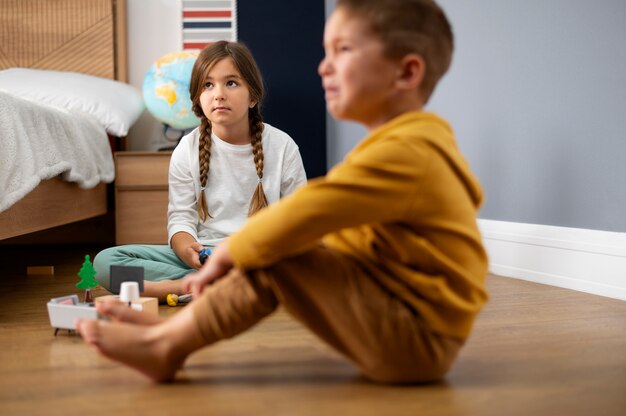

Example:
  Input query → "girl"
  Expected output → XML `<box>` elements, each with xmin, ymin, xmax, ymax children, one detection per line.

<box><xmin>94</xmin><ymin>41</ymin><xmax>307</xmax><ymax>301</ymax></box>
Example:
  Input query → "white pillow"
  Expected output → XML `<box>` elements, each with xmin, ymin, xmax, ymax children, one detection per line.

<box><xmin>0</xmin><ymin>68</ymin><xmax>144</xmax><ymax>137</ymax></box>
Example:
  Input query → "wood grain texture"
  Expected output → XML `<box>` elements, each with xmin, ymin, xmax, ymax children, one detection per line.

<box><xmin>116</xmin><ymin>190</ymin><xmax>169</xmax><ymax>244</ymax></box>
<box><xmin>114</xmin><ymin>152</ymin><xmax>172</xmax><ymax>244</ymax></box>
<box><xmin>0</xmin><ymin>180</ymin><xmax>107</xmax><ymax>240</ymax></box>
<box><xmin>0</xmin><ymin>245</ymin><xmax>624</xmax><ymax>416</ymax></box>
<box><xmin>115</xmin><ymin>152</ymin><xmax>172</xmax><ymax>189</ymax></box>
<box><xmin>0</xmin><ymin>0</ymin><xmax>127</xmax><ymax>79</ymax></box>
<box><xmin>0</xmin><ymin>0</ymin><xmax>128</xmax><ymax>242</ymax></box>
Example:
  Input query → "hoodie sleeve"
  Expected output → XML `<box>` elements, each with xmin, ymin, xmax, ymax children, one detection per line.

<box><xmin>228</xmin><ymin>137</ymin><xmax>431</xmax><ymax>270</ymax></box>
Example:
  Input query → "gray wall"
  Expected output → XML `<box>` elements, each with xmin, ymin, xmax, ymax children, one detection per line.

<box><xmin>324</xmin><ymin>0</ymin><xmax>626</xmax><ymax>233</ymax></box>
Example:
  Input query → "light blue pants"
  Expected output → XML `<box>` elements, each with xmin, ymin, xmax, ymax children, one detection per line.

<box><xmin>93</xmin><ymin>244</ymin><xmax>195</xmax><ymax>292</ymax></box>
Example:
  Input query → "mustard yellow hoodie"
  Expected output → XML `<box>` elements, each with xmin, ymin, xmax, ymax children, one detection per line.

<box><xmin>229</xmin><ymin>111</ymin><xmax>489</xmax><ymax>339</ymax></box>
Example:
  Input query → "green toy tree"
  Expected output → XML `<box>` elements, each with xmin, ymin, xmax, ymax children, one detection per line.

<box><xmin>76</xmin><ymin>254</ymin><xmax>98</xmax><ymax>303</ymax></box>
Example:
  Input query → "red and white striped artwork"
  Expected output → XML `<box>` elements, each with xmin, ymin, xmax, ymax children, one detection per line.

<box><xmin>182</xmin><ymin>0</ymin><xmax>237</xmax><ymax>51</ymax></box>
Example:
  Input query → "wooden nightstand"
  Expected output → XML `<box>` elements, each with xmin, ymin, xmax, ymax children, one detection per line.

<box><xmin>114</xmin><ymin>151</ymin><xmax>172</xmax><ymax>244</ymax></box>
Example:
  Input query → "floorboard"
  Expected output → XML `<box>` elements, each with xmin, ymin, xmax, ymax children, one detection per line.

<box><xmin>0</xmin><ymin>245</ymin><xmax>624</xmax><ymax>415</ymax></box>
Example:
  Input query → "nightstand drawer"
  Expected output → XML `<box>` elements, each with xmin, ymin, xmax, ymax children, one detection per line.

<box><xmin>116</xmin><ymin>190</ymin><xmax>169</xmax><ymax>244</ymax></box>
<box><xmin>115</xmin><ymin>152</ymin><xmax>171</xmax><ymax>188</ymax></box>
<box><xmin>114</xmin><ymin>151</ymin><xmax>173</xmax><ymax>244</ymax></box>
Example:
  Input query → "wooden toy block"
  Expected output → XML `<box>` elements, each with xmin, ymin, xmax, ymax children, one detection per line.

<box><xmin>95</xmin><ymin>294</ymin><xmax>159</xmax><ymax>316</ymax></box>
<box><xmin>27</xmin><ymin>266</ymin><xmax>54</xmax><ymax>275</ymax></box>
<box><xmin>133</xmin><ymin>297</ymin><xmax>159</xmax><ymax>316</ymax></box>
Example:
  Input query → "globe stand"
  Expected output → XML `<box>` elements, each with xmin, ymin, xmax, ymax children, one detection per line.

<box><xmin>158</xmin><ymin>124</ymin><xmax>193</xmax><ymax>151</ymax></box>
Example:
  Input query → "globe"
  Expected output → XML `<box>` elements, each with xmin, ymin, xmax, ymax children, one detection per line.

<box><xmin>142</xmin><ymin>51</ymin><xmax>201</xmax><ymax>130</ymax></box>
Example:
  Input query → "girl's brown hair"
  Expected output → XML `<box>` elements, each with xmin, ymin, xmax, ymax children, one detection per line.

<box><xmin>189</xmin><ymin>41</ymin><xmax>268</xmax><ymax>221</ymax></box>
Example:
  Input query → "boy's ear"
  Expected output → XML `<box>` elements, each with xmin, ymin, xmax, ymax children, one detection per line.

<box><xmin>395</xmin><ymin>54</ymin><xmax>426</xmax><ymax>92</ymax></box>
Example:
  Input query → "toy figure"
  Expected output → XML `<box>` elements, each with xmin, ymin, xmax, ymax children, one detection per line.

<box><xmin>166</xmin><ymin>293</ymin><xmax>192</xmax><ymax>307</ymax></box>
<box><xmin>199</xmin><ymin>248</ymin><xmax>212</xmax><ymax>265</ymax></box>
<box><xmin>76</xmin><ymin>255</ymin><xmax>98</xmax><ymax>303</ymax></box>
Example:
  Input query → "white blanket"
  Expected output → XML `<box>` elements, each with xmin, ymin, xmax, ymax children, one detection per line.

<box><xmin>0</xmin><ymin>91</ymin><xmax>115</xmax><ymax>213</ymax></box>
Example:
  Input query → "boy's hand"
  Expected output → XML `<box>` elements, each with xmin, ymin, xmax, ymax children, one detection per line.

<box><xmin>181</xmin><ymin>241</ymin><xmax>234</xmax><ymax>298</ymax></box>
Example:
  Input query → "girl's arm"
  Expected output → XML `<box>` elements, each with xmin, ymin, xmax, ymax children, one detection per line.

<box><xmin>280</xmin><ymin>140</ymin><xmax>307</xmax><ymax>197</ymax></box>
<box><xmin>167</xmin><ymin>134</ymin><xmax>203</xmax><ymax>248</ymax></box>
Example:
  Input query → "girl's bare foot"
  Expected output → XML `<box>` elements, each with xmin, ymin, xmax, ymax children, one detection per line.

<box><xmin>76</xmin><ymin>306</ymin><xmax>206</xmax><ymax>382</ymax></box>
<box><xmin>96</xmin><ymin>299</ymin><xmax>164</xmax><ymax>325</ymax></box>
<box><xmin>143</xmin><ymin>280</ymin><xmax>186</xmax><ymax>303</ymax></box>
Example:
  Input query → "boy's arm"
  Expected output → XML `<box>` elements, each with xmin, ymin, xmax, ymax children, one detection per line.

<box><xmin>230</xmin><ymin>139</ymin><xmax>429</xmax><ymax>270</ymax></box>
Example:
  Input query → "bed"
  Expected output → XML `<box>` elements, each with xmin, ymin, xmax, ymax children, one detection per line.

<box><xmin>0</xmin><ymin>0</ymin><xmax>141</xmax><ymax>241</ymax></box>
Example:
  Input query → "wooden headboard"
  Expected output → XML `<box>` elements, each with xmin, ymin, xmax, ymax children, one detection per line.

<box><xmin>0</xmin><ymin>0</ymin><xmax>127</xmax><ymax>81</ymax></box>
<box><xmin>0</xmin><ymin>0</ymin><xmax>128</xmax><ymax>243</ymax></box>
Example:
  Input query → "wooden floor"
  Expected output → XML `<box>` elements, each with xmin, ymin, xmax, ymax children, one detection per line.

<box><xmin>0</xmin><ymin>245</ymin><xmax>624</xmax><ymax>416</ymax></box>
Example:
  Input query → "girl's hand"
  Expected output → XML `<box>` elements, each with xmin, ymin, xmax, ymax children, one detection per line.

<box><xmin>182</xmin><ymin>241</ymin><xmax>234</xmax><ymax>297</ymax></box>
<box><xmin>181</xmin><ymin>241</ymin><xmax>204</xmax><ymax>270</ymax></box>
<box><xmin>171</xmin><ymin>232</ymin><xmax>204</xmax><ymax>270</ymax></box>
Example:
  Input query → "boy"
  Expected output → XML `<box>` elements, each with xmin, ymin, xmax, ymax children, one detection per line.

<box><xmin>77</xmin><ymin>0</ymin><xmax>488</xmax><ymax>384</ymax></box>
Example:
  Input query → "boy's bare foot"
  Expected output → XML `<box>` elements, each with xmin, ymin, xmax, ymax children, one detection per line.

<box><xmin>96</xmin><ymin>299</ymin><xmax>164</xmax><ymax>325</ymax></box>
<box><xmin>76</xmin><ymin>304</ymin><xmax>206</xmax><ymax>382</ymax></box>
<box><xmin>76</xmin><ymin>319</ymin><xmax>184</xmax><ymax>382</ymax></box>
<box><xmin>143</xmin><ymin>280</ymin><xmax>186</xmax><ymax>303</ymax></box>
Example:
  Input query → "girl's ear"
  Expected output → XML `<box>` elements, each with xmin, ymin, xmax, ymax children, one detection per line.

<box><xmin>395</xmin><ymin>53</ymin><xmax>426</xmax><ymax>92</ymax></box>
<box><xmin>249</xmin><ymin>100</ymin><xmax>257</xmax><ymax>109</ymax></box>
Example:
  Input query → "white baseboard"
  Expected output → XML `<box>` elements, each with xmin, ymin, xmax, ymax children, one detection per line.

<box><xmin>478</xmin><ymin>219</ymin><xmax>626</xmax><ymax>301</ymax></box>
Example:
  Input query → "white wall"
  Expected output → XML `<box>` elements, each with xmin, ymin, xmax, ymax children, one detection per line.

<box><xmin>126</xmin><ymin>0</ymin><xmax>182</xmax><ymax>150</ymax></box>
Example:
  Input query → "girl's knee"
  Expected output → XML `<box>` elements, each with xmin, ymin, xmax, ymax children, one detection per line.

<box><xmin>93</xmin><ymin>247</ymin><xmax>118</xmax><ymax>290</ymax></box>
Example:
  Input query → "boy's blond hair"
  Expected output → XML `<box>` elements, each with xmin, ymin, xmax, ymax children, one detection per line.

<box><xmin>337</xmin><ymin>0</ymin><xmax>453</xmax><ymax>103</ymax></box>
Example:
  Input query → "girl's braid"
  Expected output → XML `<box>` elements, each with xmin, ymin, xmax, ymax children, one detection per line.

<box><xmin>197</xmin><ymin>117</ymin><xmax>213</xmax><ymax>221</ymax></box>
<box><xmin>248</xmin><ymin>106</ymin><xmax>268</xmax><ymax>216</ymax></box>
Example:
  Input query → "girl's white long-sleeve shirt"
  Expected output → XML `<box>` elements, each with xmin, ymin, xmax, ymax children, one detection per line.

<box><xmin>167</xmin><ymin>123</ymin><xmax>307</xmax><ymax>247</ymax></box>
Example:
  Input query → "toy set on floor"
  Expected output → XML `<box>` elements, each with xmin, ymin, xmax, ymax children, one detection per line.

<box><xmin>46</xmin><ymin>255</ymin><xmax>190</xmax><ymax>335</ymax></box>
